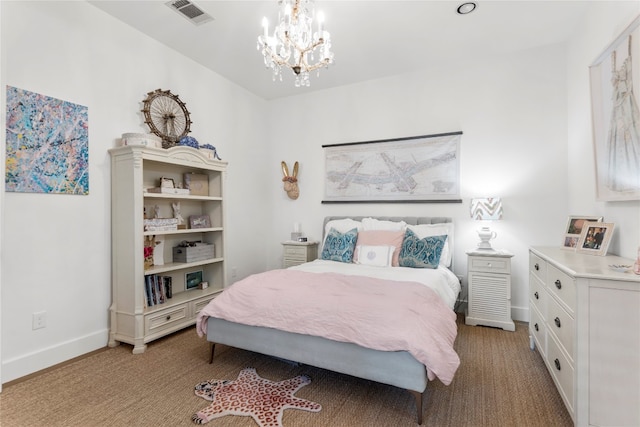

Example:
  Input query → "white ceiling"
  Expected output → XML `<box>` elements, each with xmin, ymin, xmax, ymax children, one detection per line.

<box><xmin>88</xmin><ymin>0</ymin><xmax>589</xmax><ymax>100</ymax></box>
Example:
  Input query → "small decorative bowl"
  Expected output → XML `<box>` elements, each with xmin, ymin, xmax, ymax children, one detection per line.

<box><xmin>608</xmin><ymin>264</ymin><xmax>632</xmax><ymax>273</ymax></box>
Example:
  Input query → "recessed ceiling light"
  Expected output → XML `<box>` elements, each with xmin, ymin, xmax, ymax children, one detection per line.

<box><xmin>457</xmin><ymin>2</ymin><xmax>477</xmax><ymax>15</ymax></box>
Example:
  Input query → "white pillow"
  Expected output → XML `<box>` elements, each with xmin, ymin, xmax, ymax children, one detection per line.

<box><xmin>407</xmin><ymin>223</ymin><xmax>454</xmax><ymax>267</ymax></box>
<box><xmin>361</xmin><ymin>217</ymin><xmax>407</xmax><ymax>231</ymax></box>
<box><xmin>355</xmin><ymin>245</ymin><xmax>395</xmax><ymax>267</ymax></box>
<box><xmin>322</xmin><ymin>219</ymin><xmax>363</xmax><ymax>252</ymax></box>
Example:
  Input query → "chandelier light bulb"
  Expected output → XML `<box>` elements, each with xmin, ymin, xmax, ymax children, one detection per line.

<box><xmin>317</xmin><ymin>11</ymin><xmax>324</xmax><ymax>35</ymax></box>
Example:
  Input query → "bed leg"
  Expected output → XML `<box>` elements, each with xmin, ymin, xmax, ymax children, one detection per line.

<box><xmin>209</xmin><ymin>343</ymin><xmax>215</xmax><ymax>364</ymax></box>
<box><xmin>409</xmin><ymin>390</ymin><xmax>423</xmax><ymax>425</ymax></box>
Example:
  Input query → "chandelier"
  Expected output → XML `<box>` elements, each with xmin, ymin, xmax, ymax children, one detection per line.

<box><xmin>257</xmin><ymin>0</ymin><xmax>334</xmax><ymax>87</ymax></box>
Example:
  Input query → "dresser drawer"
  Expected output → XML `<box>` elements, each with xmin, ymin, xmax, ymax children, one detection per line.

<box><xmin>546</xmin><ymin>294</ymin><xmax>574</xmax><ymax>359</ymax></box>
<box><xmin>530</xmin><ymin>304</ymin><xmax>546</xmax><ymax>357</ymax></box>
<box><xmin>529</xmin><ymin>273</ymin><xmax>547</xmax><ymax>318</ymax></box>
<box><xmin>146</xmin><ymin>305</ymin><xmax>188</xmax><ymax>334</ymax></box>
<box><xmin>469</xmin><ymin>256</ymin><xmax>510</xmax><ymax>274</ymax></box>
<box><xmin>547</xmin><ymin>332</ymin><xmax>574</xmax><ymax>414</ymax></box>
<box><xmin>529</xmin><ymin>252</ymin><xmax>547</xmax><ymax>282</ymax></box>
<box><xmin>546</xmin><ymin>264</ymin><xmax>576</xmax><ymax>314</ymax></box>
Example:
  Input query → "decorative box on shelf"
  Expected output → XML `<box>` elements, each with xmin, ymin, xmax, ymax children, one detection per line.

<box><xmin>146</xmin><ymin>187</ymin><xmax>190</xmax><ymax>195</ymax></box>
<box><xmin>184</xmin><ymin>173</ymin><xmax>209</xmax><ymax>196</ymax></box>
<box><xmin>173</xmin><ymin>243</ymin><xmax>215</xmax><ymax>263</ymax></box>
<box><xmin>144</xmin><ymin>218</ymin><xmax>178</xmax><ymax>232</ymax></box>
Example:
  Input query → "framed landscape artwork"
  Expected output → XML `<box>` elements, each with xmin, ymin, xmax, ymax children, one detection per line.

<box><xmin>322</xmin><ymin>132</ymin><xmax>462</xmax><ymax>203</ymax></box>
<box><xmin>589</xmin><ymin>14</ymin><xmax>640</xmax><ymax>201</ymax></box>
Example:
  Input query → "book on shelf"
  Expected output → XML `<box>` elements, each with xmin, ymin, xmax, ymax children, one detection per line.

<box><xmin>144</xmin><ymin>275</ymin><xmax>174</xmax><ymax>307</ymax></box>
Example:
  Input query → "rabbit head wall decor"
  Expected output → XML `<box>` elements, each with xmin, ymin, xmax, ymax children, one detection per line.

<box><xmin>281</xmin><ymin>161</ymin><xmax>299</xmax><ymax>200</ymax></box>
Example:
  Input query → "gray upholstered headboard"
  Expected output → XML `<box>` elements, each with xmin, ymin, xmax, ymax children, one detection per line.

<box><xmin>321</xmin><ymin>216</ymin><xmax>454</xmax><ymax>267</ymax></box>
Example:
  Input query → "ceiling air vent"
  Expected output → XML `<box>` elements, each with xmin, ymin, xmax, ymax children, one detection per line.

<box><xmin>166</xmin><ymin>0</ymin><xmax>213</xmax><ymax>26</ymax></box>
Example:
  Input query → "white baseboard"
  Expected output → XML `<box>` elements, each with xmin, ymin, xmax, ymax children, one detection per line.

<box><xmin>511</xmin><ymin>305</ymin><xmax>529</xmax><ymax>323</ymax></box>
<box><xmin>1</xmin><ymin>329</ymin><xmax>108</xmax><ymax>384</ymax></box>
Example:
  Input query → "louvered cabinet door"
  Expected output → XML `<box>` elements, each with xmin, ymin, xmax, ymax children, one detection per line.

<box><xmin>465</xmin><ymin>251</ymin><xmax>515</xmax><ymax>331</ymax></box>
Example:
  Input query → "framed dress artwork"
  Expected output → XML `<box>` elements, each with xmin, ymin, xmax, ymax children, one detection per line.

<box><xmin>589</xmin><ymin>14</ymin><xmax>640</xmax><ymax>201</ymax></box>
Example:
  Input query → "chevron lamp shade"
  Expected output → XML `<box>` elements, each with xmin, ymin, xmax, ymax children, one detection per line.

<box><xmin>470</xmin><ymin>198</ymin><xmax>503</xmax><ymax>220</ymax></box>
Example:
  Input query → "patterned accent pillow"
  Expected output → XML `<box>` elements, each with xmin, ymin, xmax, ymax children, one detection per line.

<box><xmin>407</xmin><ymin>223</ymin><xmax>454</xmax><ymax>267</ymax></box>
<box><xmin>399</xmin><ymin>228</ymin><xmax>448</xmax><ymax>269</ymax></box>
<box><xmin>320</xmin><ymin>227</ymin><xmax>358</xmax><ymax>263</ymax></box>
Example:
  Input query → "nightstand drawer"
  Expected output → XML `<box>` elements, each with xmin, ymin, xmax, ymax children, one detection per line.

<box><xmin>284</xmin><ymin>246</ymin><xmax>308</xmax><ymax>257</ymax></box>
<box><xmin>469</xmin><ymin>256</ymin><xmax>510</xmax><ymax>274</ymax></box>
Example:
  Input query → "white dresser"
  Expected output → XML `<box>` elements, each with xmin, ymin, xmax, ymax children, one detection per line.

<box><xmin>529</xmin><ymin>247</ymin><xmax>640</xmax><ymax>426</ymax></box>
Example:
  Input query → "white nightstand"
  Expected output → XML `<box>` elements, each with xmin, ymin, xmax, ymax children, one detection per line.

<box><xmin>281</xmin><ymin>241</ymin><xmax>319</xmax><ymax>268</ymax></box>
<box><xmin>465</xmin><ymin>249</ymin><xmax>515</xmax><ymax>331</ymax></box>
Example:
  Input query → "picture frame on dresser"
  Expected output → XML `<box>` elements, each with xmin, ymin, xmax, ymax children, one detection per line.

<box><xmin>576</xmin><ymin>222</ymin><xmax>615</xmax><ymax>256</ymax></box>
<box><xmin>562</xmin><ymin>215</ymin><xmax>603</xmax><ymax>249</ymax></box>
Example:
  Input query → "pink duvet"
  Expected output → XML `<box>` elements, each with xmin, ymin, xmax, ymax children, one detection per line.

<box><xmin>196</xmin><ymin>269</ymin><xmax>460</xmax><ymax>385</ymax></box>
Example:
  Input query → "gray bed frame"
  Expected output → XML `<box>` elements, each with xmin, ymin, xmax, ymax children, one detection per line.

<box><xmin>207</xmin><ymin>216</ymin><xmax>454</xmax><ymax>425</ymax></box>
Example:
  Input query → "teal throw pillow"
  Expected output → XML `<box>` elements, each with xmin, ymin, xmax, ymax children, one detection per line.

<box><xmin>399</xmin><ymin>229</ymin><xmax>448</xmax><ymax>269</ymax></box>
<box><xmin>321</xmin><ymin>227</ymin><xmax>358</xmax><ymax>263</ymax></box>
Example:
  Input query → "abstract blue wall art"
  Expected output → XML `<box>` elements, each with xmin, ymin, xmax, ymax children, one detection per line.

<box><xmin>5</xmin><ymin>86</ymin><xmax>89</xmax><ymax>195</ymax></box>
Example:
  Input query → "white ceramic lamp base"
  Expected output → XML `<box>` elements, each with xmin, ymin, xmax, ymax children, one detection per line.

<box><xmin>477</xmin><ymin>226</ymin><xmax>497</xmax><ymax>250</ymax></box>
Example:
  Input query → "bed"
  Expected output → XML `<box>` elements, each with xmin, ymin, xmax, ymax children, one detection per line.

<box><xmin>196</xmin><ymin>216</ymin><xmax>460</xmax><ymax>424</ymax></box>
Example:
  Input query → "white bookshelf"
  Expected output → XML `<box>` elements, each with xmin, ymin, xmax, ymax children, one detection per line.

<box><xmin>108</xmin><ymin>145</ymin><xmax>227</xmax><ymax>353</ymax></box>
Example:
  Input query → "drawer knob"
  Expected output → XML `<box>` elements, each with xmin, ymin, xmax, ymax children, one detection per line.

<box><xmin>554</xmin><ymin>317</ymin><xmax>561</xmax><ymax>328</ymax></box>
<box><xmin>487</xmin><ymin>263</ymin><xmax>492</xmax><ymax>268</ymax></box>
<box><xmin>534</xmin><ymin>291</ymin><xmax>539</xmax><ymax>300</ymax></box>
<box><xmin>555</xmin><ymin>279</ymin><xmax>562</xmax><ymax>290</ymax></box>
<box><xmin>166</xmin><ymin>315</ymin><xmax>171</xmax><ymax>321</ymax></box>
<box><xmin>534</xmin><ymin>263</ymin><xmax>539</xmax><ymax>271</ymax></box>
<box><xmin>534</xmin><ymin>323</ymin><xmax>539</xmax><ymax>332</ymax></box>
<box><xmin>554</xmin><ymin>358</ymin><xmax>561</xmax><ymax>371</ymax></box>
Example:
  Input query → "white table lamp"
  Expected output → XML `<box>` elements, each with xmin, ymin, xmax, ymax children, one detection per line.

<box><xmin>470</xmin><ymin>197</ymin><xmax>503</xmax><ymax>250</ymax></box>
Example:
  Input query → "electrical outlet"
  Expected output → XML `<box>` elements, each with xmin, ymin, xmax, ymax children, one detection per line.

<box><xmin>231</xmin><ymin>267</ymin><xmax>238</xmax><ymax>279</ymax></box>
<box><xmin>32</xmin><ymin>311</ymin><xmax>46</xmax><ymax>330</ymax></box>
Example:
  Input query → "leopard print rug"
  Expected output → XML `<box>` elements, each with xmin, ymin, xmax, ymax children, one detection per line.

<box><xmin>192</xmin><ymin>367</ymin><xmax>321</xmax><ymax>426</ymax></box>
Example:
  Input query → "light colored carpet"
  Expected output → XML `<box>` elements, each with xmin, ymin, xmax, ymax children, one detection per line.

<box><xmin>0</xmin><ymin>315</ymin><xmax>572</xmax><ymax>426</ymax></box>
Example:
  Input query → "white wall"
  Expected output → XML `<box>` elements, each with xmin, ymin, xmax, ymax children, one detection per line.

<box><xmin>566</xmin><ymin>1</ymin><xmax>640</xmax><ymax>259</ymax></box>
<box><xmin>0</xmin><ymin>1</ymin><xmax>270</xmax><ymax>383</ymax></box>
<box><xmin>265</xmin><ymin>44</ymin><xmax>570</xmax><ymax>322</ymax></box>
